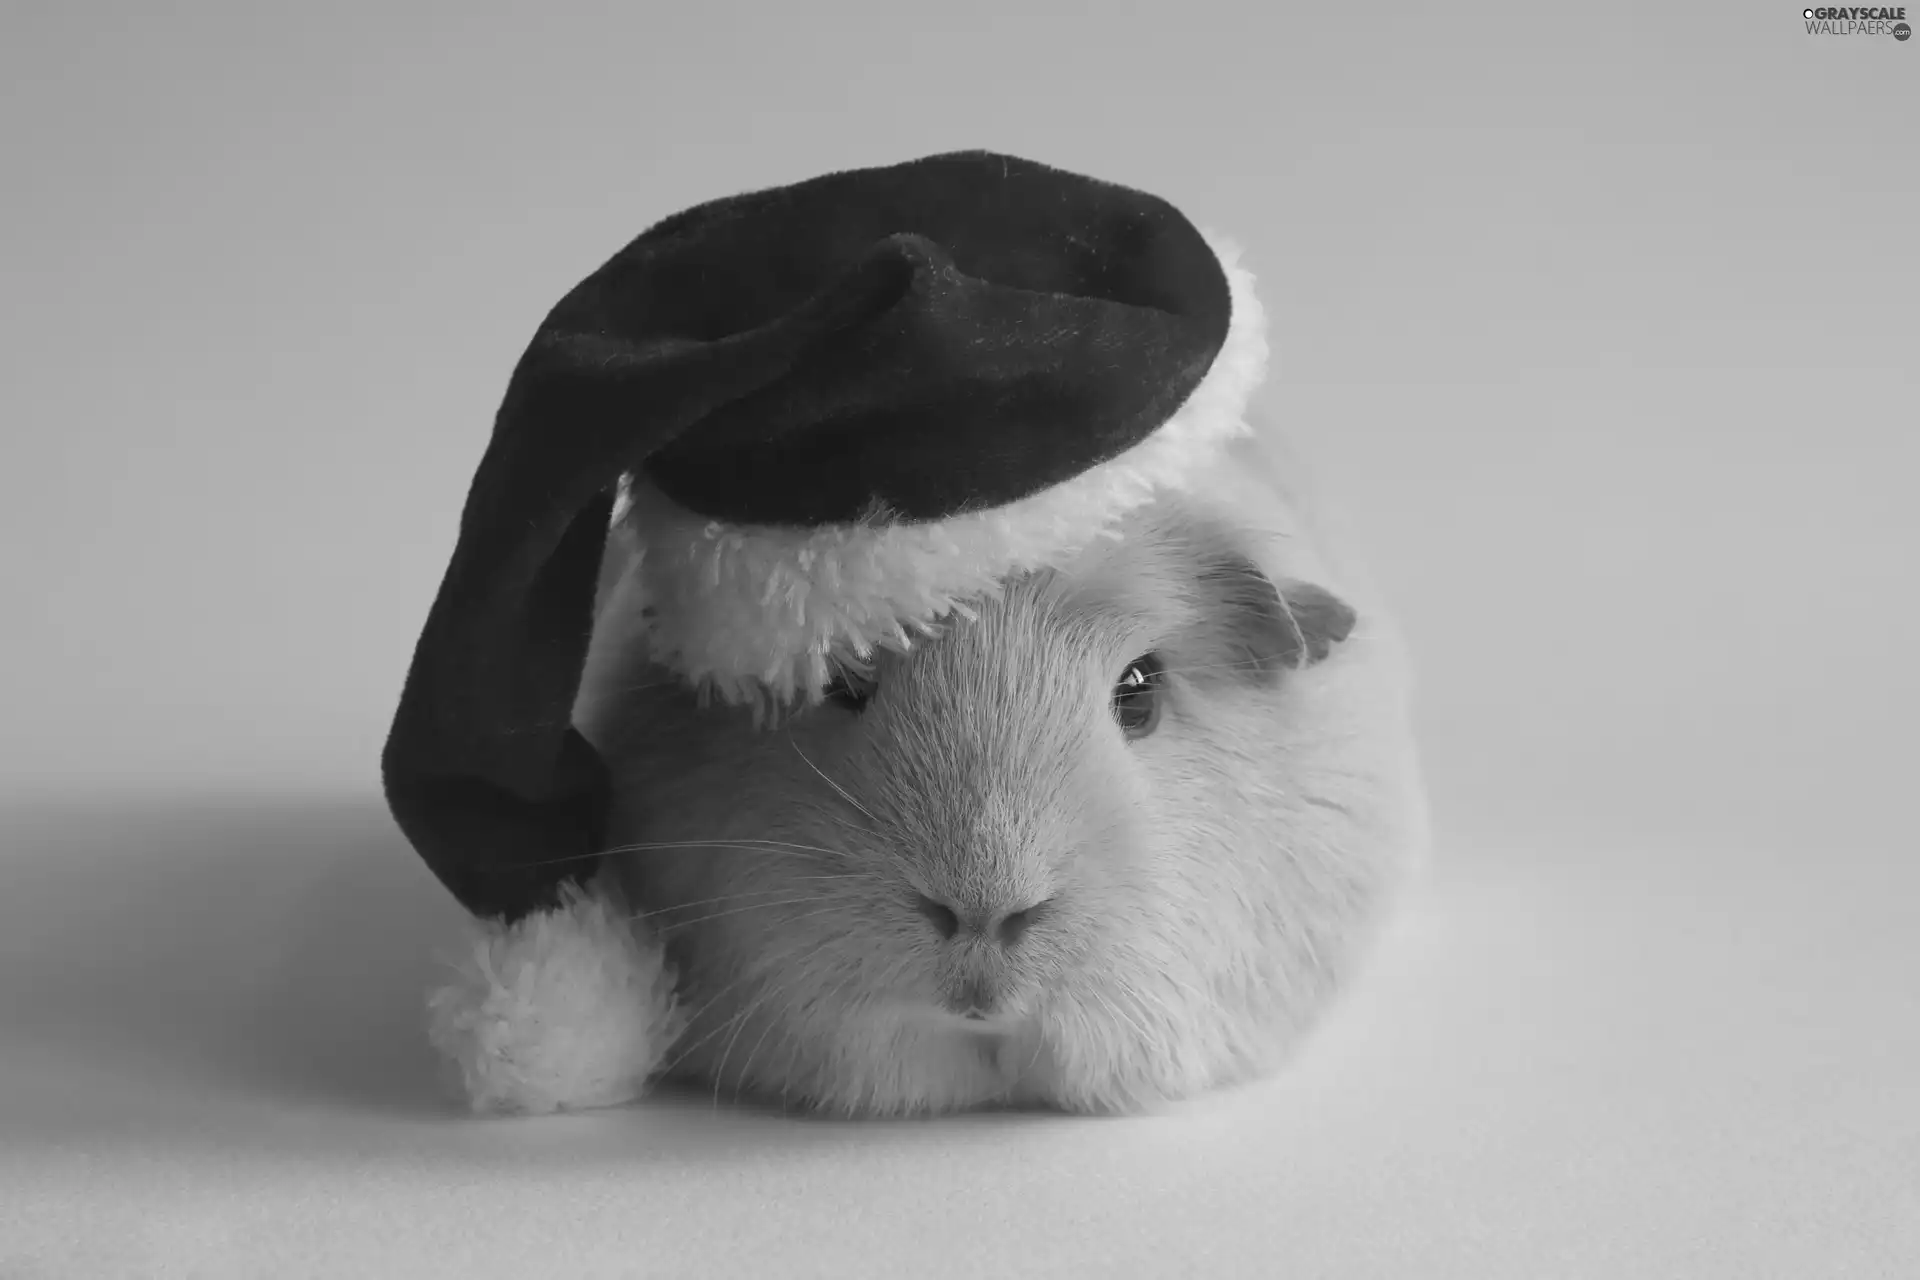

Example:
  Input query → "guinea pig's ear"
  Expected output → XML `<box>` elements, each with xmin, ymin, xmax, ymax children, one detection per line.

<box><xmin>1192</xmin><ymin>552</ymin><xmax>1357</xmax><ymax>683</ymax></box>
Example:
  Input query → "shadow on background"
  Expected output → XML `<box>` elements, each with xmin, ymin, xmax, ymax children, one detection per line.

<box><xmin>0</xmin><ymin>794</ymin><xmax>464</xmax><ymax>1123</ymax></box>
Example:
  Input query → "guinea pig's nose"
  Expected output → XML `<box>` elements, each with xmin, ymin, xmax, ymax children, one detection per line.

<box><xmin>913</xmin><ymin>894</ymin><xmax>1052</xmax><ymax>947</ymax></box>
<box><xmin>995</xmin><ymin>900</ymin><xmax>1050</xmax><ymax>946</ymax></box>
<box><xmin>913</xmin><ymin>894</ymin><xmax>962</xmax><ymax>939</ymax></box>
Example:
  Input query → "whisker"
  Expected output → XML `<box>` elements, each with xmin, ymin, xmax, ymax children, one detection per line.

<box><xmin>790</xmin><ymin>739</ymin><xmax>878</xmax><ymax>824</ymax></box>
<box><xmin>634</xmin><ymin>893</ymin><xmax>850</xmax><ymax>932</ymax></box>
<box><xmin>656</xmin><ymin>909</ymin><xmax>849</xmax><ymax>1078</ymax></box>
<box><xmin>731</xmin><ymin>997</ymin><xmax>792</xmax><ymax>1110</ymax></box>
<box><xmin>773</xmin><ymin>969</ymin><xmax>862</xmax><ymax>1111</ymax></box>
<box><xmin>714</xmin><ymin>959</ymin><xmax>836</xmax><ymax>1113</ymax></box>
<box><xmin>501</xmin><ymin>837</ymin><xmax>843</xmax><ymax>873</ymax></box>
<box><xmin>657</xmin><ymin>937</ymin><xmax>826</xmax><ymax>1077</ymax></box>
<box><xmin>712</xmin><ymin>973</ymin><xmax>787</xmax><ymax>1113</ymax></box>
<box><xmin>805</xmin><ymin>807</ymin><xmax>877</xmax><ymax>846</ymax></box>
<box><xmin>601</xmin><ymin>838</ymin><xmax>842</xmax><ymax>858</ymax></box>
<box><xmin>662</xmin><ymin>988</ymin><xmax>791</xmax><ymax>1085</ymax></box>
<box><xmin>629</xmin><ymin>876</ymin><xmax>868</xmax><ymax>920</ymax></box>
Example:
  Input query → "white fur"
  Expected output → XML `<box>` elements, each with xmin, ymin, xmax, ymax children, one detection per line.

<box><xmin>602</xmin><ymin>234</ymin><xmax>1269</xmax><ymax>707</ymax></box>
<box><xmin>426</xmin><ymin>879</ymin><xmax>683</xmax><ymax>1115</ymax></box>
<box><xmin>586</xmin><ymin>456</ymin><xmax>1430</xmax><ymax>1118</ymax></box>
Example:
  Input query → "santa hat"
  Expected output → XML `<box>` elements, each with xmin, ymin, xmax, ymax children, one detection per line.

<box><xmin>383</xmin><ymin>150</ymin><xmax>1268</xmax><ymax>1114</ymax></box>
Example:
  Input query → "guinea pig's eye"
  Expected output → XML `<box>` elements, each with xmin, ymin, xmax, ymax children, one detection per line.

<box><xmin>823</xmin><ymin>664</ymin><xmax>877</xmax><ymax>713</ymax></box>
<box><xmin>1111</xmin><ymin>653</ymin><xmax>1164</xmax><ymax>740</ymax></box>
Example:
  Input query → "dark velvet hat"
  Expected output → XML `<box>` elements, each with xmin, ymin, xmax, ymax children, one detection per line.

<box><xmin>383</xmin><ymin>150</ymin><xmax>1265</xmax><ymax>925</ymax></box>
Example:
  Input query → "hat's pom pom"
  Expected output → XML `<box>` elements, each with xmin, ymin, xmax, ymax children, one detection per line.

<box><xmin>426</xmin><ymin>877</ymin><xmax>684</xmax><ymax>1115</ymax></box>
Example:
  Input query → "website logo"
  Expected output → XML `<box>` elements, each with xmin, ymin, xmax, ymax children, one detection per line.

<box><xmin>1804</xmin><ymin>6</ymin><xmax>1911</xmax><ymax>36</ymax></box>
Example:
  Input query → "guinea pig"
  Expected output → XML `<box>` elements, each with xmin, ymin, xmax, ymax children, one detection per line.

<box><xmin>577</xmin><ymin>418</ymin><xmax>1429</xmax><ymax>1117</ymax></box>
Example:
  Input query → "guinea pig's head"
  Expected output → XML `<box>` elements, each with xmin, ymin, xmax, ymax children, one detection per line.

<box><xmin>599</xmin><ymin>493</ymin><xmax>1421</xmax><ymax>1116</ymax></box>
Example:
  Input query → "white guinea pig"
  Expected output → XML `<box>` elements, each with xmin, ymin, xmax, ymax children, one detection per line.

<box><xmin>579</xmin><ymin>418</ymin><xmax>1429</xmax><ymax>1116</ymax></box>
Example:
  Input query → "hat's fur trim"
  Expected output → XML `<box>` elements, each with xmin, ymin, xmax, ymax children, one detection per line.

<box><xmin>604</xmin><ymin>234</ymin><xmax>1268</xmax><ymax>709</ymax></box>
<box><xmin>426</xmin><ymin>878</ymin><xmax>683</xmax><ymax>1114</ymax></box>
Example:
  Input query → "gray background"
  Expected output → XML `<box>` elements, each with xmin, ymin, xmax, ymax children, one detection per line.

<box><xmin>2</xmin><ymin>3</ymin><xmax>1915</xmax><ymax>1277</ymax></box>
